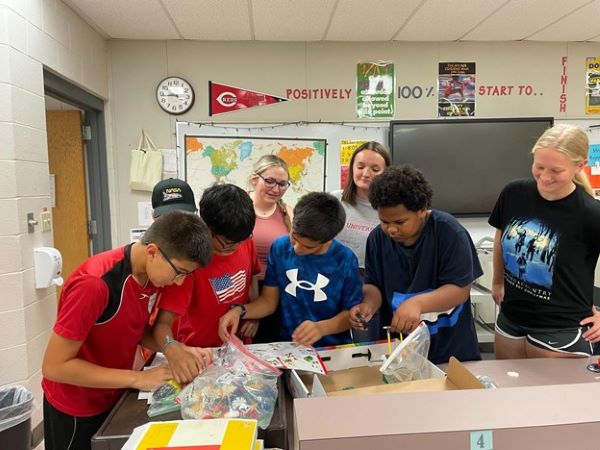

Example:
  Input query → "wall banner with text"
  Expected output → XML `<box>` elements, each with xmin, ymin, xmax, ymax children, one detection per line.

<box><xmin>356</xmin><ymin>62</ymin><xmax>395</xmax><ymax>119</ymax></box>
<box><xmin>438</xmin><ymin>62</ymin><xmax>476</xmax><ymax>117</ymax></box>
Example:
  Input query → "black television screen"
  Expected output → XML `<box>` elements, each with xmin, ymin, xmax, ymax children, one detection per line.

<box><xmin>389</xmin><ymin>117</ymin><xmax>554</xmax><ymax>217</ymax></box>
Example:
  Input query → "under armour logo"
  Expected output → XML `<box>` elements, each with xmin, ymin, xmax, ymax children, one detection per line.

<box><xmin>285</xmin><ymin>269</ymin><xmax>329</xmax><ymax>302</ymax></box>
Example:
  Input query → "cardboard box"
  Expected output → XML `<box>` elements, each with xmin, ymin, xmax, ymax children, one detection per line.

<box><xmin>293</xmin><ymin>383</ymin><xmax>600</xmax><ymax>450</ymax></box>
<box><xmin>287</xmin><ymin>340</ymin><xmax>476</xmax><ymax>399</ymax></box>
<box><xmin>286</xmin><ymin>341</ymin><xmax>391</xmax><ymax>398</ymax></box>
<box><xmin>292</xmin><ymin>357</ymin><xmax>600</xmax><ymax>450</ymax></box>
<box><xmin>309</xmin><ymin>357</ymin><xmax>482</xmax><ymax>397</ymax></box>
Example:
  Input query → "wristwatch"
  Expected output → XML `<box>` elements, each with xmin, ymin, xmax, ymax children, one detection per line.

<box><xmin>230</xmin><ymin>303</ymin><xmax>247</xmax><ymax>318</ymax></box>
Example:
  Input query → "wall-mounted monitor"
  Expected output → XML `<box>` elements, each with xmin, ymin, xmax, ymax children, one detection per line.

<box><xmin>389</xmin><ymin>117</ymin><xmax>554</xmax><ymax>217</ymax></box>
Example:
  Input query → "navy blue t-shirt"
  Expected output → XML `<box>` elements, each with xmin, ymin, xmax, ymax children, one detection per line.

<box><xmin>365</xmin><ymin>209</ymin><xmax>482</xmax><ymax>363</ymax></box>
<box><xmin>264</xmin><ymin>236</ymin><xmax>362</xmax><ymax>347</ymax></box>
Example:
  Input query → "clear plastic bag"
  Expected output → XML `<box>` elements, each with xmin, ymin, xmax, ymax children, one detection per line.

<box><xmin>379</xmin><ymin>322</ymin><xmax>436</xmax><ymax>383</ymax></box>
<box><xmin>147</xmin><ymin>380</ymin><xmax>182</xmax><ymax>418</ymax></box>
<box><xmin>178</xmin><ymin>336</ymin><xmax>281</xmax><ymax>429</ymax></box>
<box><xmin>0</xmin><ymin>386</ymin><xmax>33</xmax><ymax>433</ymax></box>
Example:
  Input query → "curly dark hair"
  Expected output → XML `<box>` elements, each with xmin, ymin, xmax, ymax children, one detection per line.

<box><xmin>368</xmin><ymin>165</ymin><xmax>433</xmax><ymax>212</ymax></box>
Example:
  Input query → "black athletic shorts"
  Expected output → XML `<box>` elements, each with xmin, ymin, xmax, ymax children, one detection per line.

<box><xmin>495</xmin><ymin>310</ymin><xmax>594</xmax><ymax>356</ymax></box>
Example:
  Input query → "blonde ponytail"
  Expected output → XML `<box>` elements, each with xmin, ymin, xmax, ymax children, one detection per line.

<box><xmin>277</xmin><ymin>199</ymin><xmax>292</xmax><ymax>231</ymax></box>
<box><xmin>575</xmin><ymin>171</ymin><xmax>594</xmax><ymax>196</ymax></box>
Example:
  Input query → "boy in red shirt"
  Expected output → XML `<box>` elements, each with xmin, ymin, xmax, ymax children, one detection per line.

<box><xmin>42</xmin><ymin>211</ymin><xmax>212</xmax><ymax>450</ymax></box>
<box><xmin>153</xmin><ymin>184</ymin><xmax>260</xmax><ymax>383</ymax></box>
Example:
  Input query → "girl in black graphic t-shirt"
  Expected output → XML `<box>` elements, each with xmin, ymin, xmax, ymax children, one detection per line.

<box><xmin>490</xmin><ymin>124</ymin><xmax>600</xmax><ymax>359</ymax></box>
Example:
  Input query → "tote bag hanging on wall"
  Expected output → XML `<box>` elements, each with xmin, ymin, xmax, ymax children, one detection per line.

<box><xmin>129</xmin><ymin>129</ymin><xmax>163</xmax><ymax>191</ymax></box>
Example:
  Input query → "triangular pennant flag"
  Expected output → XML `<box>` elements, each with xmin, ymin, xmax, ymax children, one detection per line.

<box><xmin>209</xmin><ymin>81</ymin><xmax>287</xmax><ymax>116</ymax></box>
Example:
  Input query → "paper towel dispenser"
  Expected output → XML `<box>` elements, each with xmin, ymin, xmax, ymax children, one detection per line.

<box><xmin>34</xmin><ymin>247</ymin><xmax>64</xmax><ymax>288</ymax></box>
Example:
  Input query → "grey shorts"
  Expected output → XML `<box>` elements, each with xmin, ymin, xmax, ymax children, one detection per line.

<box><xmin>495</xmin><ymin>310</ymin><xmax>594</xmax><ymax>357</ymax></box>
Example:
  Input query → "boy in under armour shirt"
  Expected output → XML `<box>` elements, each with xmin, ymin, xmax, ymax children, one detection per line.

<box><xmin>42</xmin><ymin>211</ymin><xmax>212</xmax><ymax>450</ymax></box>
<box><xmin>219</xmin><ymin>192</ymin><xmax>362</xmax><ymax>347</ymax></box>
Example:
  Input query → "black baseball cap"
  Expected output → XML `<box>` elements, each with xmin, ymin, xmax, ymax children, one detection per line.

<box><xmin>152</xmin><ymin>178</ymin><xmax>197</xmax><ymax>217</ymax></box>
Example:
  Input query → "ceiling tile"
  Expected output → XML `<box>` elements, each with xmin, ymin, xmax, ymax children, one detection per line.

<box><xmin>394</xmin><ymin>0</ymin><xmax>508</xmax><ymax>41</ymax></box>
<box><xmin>65</xmin><ymin>0</ymin><xmax>179</xmax><ymax>39</ymax></box>
<box><xmin>527</xmin><ymin>0</ymin><xmax>600</xmax><ymax>41</ymax></box>
<box><xmin>163</xmin><ymin>0</ymin><xmax>252</xmax><ymax>40</ymax></box>
<box><xmin>252</xmin><ymin>0</ymin><xmax>336</xmax><ymax>41</ymax></box>
<box><xmin>463</xmin><ymin>0</ymin><xmax>592</xmax><ymax>41</ymax></box>
<box><xmin>326</xmin><ymin>0</ymin><xmax>422</xmax><ymax>41</ymax></box>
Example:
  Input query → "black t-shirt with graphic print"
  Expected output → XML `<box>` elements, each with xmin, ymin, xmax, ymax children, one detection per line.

<box><xmin>489</xmin><ymin>179</ymin><xmax>600</xmax><ymax>328</ymax></box>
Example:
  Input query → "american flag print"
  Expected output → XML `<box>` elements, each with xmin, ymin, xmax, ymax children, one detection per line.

<box><xmin>209</xmin><ymin>269</ymin><xmax>247</xmax><ymax>303</ymax></box>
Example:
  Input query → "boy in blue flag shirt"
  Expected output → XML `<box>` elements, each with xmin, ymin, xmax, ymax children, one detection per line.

<box><xmin>350</xmin><ymin>165</ymin><xmax>482</xmax><ymax>363</ymax></box>
<box><xmin>219</xmin><ymin>192</ymin><xmax>362</xmax><ymax>347</ymax></box>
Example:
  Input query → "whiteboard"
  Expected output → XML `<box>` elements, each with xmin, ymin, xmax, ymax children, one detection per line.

<box><xmin>175</xmin><ymin>121</ymin><xmax>389</xmax><ymax>192</ymax></box>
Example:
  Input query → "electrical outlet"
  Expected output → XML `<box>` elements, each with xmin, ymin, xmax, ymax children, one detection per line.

<box><xmin>40</xmin><ymin>211</ymin><xmax>52</xmax><ymax>232</ymax></box>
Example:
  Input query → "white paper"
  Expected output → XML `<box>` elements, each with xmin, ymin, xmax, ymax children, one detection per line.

<box><xmin>49</xmin><ymin>174</ymin><xmax>56</xmax><ymax>208</ymax></box>
<box><xmin>129</xmin><ymin>227</ymin><xmax>147</xmax><ymax>243</ymax></box>
<box><xmin>160</xmin><ymin>148</ymin><xmax>178</xmax><ymax>173</ymax></box>
<box><xmin>137</xmin><ymin>201</ymin><xmax>153</xmax><ymax>226</ymax></box>
<box><xmin>245</xmin><ymin>342</ymin><xmax>327</xmax><ymax>374</ymax></box>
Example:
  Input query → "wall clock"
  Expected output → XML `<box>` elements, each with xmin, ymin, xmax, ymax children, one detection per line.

<box><xmin>156</xmin><ymin>76</ymin><xmax>195</xmax><ymax>115</ymax></box>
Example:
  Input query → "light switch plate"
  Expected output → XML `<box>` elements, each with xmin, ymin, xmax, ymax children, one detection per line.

<box><xmin>40</xmin><ymin>211</ymin><xmax>52</xmax><ymax>232</ymax></box>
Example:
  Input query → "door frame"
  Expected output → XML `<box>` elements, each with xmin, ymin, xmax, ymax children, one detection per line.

<box><xmin>44</xmin><ymin>70</ymin><xmax>111</xmax><ymax>253</ymax></box>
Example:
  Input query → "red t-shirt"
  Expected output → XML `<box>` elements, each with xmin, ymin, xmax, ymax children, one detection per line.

<box><xmin>42</xmin><ymin>245</ymin><xmax>159</xmax><ymax>417</ymax></box>
<box><xmin>160</xmin><ymin>240</ymin><xmax>261</xmax><ymax>347</ymax></box>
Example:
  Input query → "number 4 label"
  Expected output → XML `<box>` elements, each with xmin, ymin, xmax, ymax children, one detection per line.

<box><xmin>470</xmin><ymin>430</ymin><xmax>493</xmax><ymax>450</ymax></box>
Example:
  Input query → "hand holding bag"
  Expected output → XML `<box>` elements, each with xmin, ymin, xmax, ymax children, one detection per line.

<box><xmin>129</xmin><ymin>129</ymin><xmax>163</xmax><ymax>191</ymax></box>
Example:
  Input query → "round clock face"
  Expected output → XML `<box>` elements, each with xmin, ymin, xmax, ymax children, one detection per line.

<box><xmin>156</xmin><ymin>77</ymin><xmax>195</xmax><ymax>115</ymax></box>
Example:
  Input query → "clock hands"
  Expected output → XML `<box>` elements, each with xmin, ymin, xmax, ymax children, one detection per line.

<box><xmin>157</xmin><ymin>77</ymin><xmax>194</xmax><ymax>114</ymax></box>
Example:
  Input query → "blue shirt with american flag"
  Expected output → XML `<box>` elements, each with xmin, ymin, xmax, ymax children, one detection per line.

<box><xmin>264</xmin><ymin>236</ymin><xmax>362</xmax><ymax>347</ymax></box>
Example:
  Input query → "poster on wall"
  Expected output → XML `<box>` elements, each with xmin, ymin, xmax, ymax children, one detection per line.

<box><xmin>209</xmin><ymin>81</ymin><xmax>288</xmax><ymax>116</ymax></box>
<box><xmin>438</xmin><ymin>62</ymin><xmax>476</xmax><ymax>117</ymax></box>
<box><xmin>585</xmin><ymin>57</ymin><xmax>600</xmax><ymax>115</ymax></box>
<box><xmin>339</xmin><ymin>140</ymin><xmax>368</xmax><ymax>187</ymax></box>
<box><xmin>184</xmin><ymin>135</ymin><xmax>326</xmax><ymax>204</ymax></box>
<box><xmin>356</xmin><ymin>61</ymin><xmax>395</xmax><ymax>119</ymax></box>
<box><xmin>585</xmin><ymin>143</ymin><xmax>600</xmax><ymax>197</ymax></box>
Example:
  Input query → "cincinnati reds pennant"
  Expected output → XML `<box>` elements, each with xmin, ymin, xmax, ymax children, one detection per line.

<box><xmin>209</xmin><ymin>81</ymin><xmax>288</xmax><ymax>116</ymax></box>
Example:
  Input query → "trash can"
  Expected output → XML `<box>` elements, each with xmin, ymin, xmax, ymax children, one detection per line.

<box><xmin>0</xmin><ymin>386</ymin><xmax>33</xmax><ymax>450</ymax></box>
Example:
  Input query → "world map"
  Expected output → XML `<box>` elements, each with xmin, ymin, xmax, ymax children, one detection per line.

<box><xmin>185</xmin><ymin>136</ymin><xmax>326</xmax><ymax>205</ymax></box>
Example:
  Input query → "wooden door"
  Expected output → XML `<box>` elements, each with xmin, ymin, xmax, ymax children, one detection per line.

<box><xmin>46</xmin><ymin>110</ymin><xmax>90</xmax><ymax>283</ymax></box>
